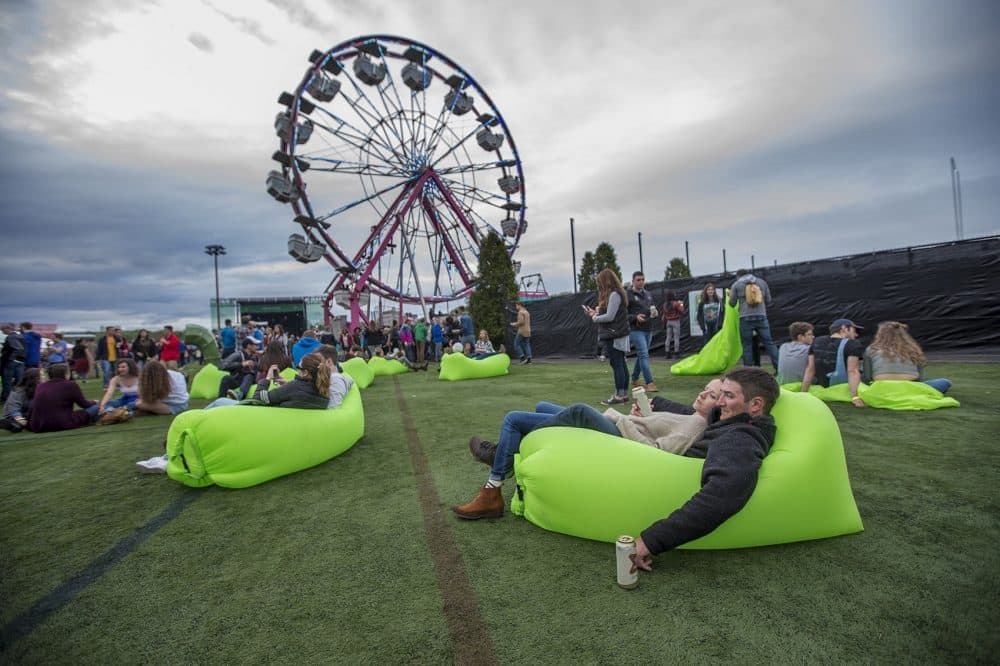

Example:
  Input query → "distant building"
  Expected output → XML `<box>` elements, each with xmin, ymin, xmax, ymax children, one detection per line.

<box><xmin>209</xmin><ymin>297</ymin><xmax>326</xmax><ymax>336</ymax></box>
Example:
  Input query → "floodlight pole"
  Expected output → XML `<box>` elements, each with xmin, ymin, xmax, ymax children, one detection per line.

<box><xmin>570</xmin><ymin>217</ymin><xmax>577</xmax><ymax>293</ymax></box>
<box><xmin>638</xmin><ymin>232</ymin><xmax>644</xmax><ymax>275</ymax></box>
<box><xmin>204</xmin><ymin>244</ymin><xmax>226</xmax><ymax>331</ymax></box>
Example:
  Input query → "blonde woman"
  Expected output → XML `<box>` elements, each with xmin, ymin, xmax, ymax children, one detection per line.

<box><xmin>583</xmin><ymin>268</ymin><xmax>631</xmax><ymax>404</ymax></box>
<box><xmin>863</xmin><ymin>322</ymin><xmax>951</xmax><ymax>394</ymax></box>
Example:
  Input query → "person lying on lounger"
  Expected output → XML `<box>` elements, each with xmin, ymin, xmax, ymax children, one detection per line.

<box><xmin>453</xmin><ymin>368</ymin><xmax>778</xmax><ymax>570</ymax></box>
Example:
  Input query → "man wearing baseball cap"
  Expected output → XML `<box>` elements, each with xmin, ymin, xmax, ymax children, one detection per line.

<box><xmin>800</xmin><ymin>318</ymin><xmax>866</xmax><ymax>407</ymax></box>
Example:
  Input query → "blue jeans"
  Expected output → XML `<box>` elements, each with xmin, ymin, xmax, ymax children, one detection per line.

<box><xmin>488</xmin><ymin>401</ymin><xmax>568</xmax><ymax>480</ymax></box>
<box><xmin>629</xmin><ymin>330</ymin><xmax>652</xmax><ymax>384</ymax></box>
<box><xmin>205</xmin><ymin>397</ymin><xmax>239</xmax><ymax>409</ymax></box>
<box><xmin>739</xmin><ymin>316</ymin><xmax>779</xmax><ymax>369</ymax></box>
<box><xmin>923</xmin><ymin>378</ymin><xmax>952</xmax><ymax>394</ymax></box>
<box><xmin>701</xmin><ymin>319</ymin><xmax>719</xmax><ymax>348</ymax></box>
<box><xmin>100</xmin><ymin>360</ymin><xmax>115</xmax><ymax>388</ymax></box>
<box><xmin>105</xmin><ymin>394</ymin><xmax>138</xmax><ymax>412</ymax></box>
<box><xmin>2</xmin><ymin>359</ymin><xmax>25</xmax><ymax>402</ymax></box>
<box><xmin>605</xmin><ymin>340</ymin><xmax>629</xmax><ymax>396</ymax></box>
<box><xmin>514</xmin><ymin>334</ymin><xmax>533</xmax><ymax>360</ymax></box>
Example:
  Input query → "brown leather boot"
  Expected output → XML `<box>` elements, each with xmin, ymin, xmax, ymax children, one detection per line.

<box><xmin>452</xmin><ymin>486</ymin><xmax>504</xmax><ymax>519</ymax></box>
<box><xmin>631</xmin><ymin>379</ymin><xmax>645</xmax><ymax>389</ymax></box>
<box><xmin>468</xmin><ymin>436</ymin><xmax>497</xmax><ymax>465</ymax></box>
<box><xmin>645</xmin><ymin>382</ymin><xmax>659</xmax><ymax>393</ymax></box>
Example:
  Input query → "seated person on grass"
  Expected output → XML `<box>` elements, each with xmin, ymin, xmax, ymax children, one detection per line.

<box><xmin>801</xmin><ymin>318</ymin><xmax>866</xmax><ymax>407</ymax></box>
<box><xmin>28</xmin><ymin>363</ymin><xmax>100</xmax><ymax>433</ymax></box>
<box><xmin>454</xmin><ymin>370</ymin><xmax>777</xmax><ymax>569</ymax></box>
<box><xmin>863</xmin><ymin>321</ymin><xmax>951</xmax><ymax>394</ymax></box>
<box><xmin>255</xmin><ymin>341</ymin><xmax>292</xmax><ymax>386</ymax></box>
<box><xmin>454</xmin><ymin>377</ymin><xmax>727</xmax><ymax>516</ymax></box>
<box><xmin>776</xmin><ymin>322</ymin><xmax>815</xmax><ymax>385</ymax></box>
<box><xmin>218</xmin><ymin>339</ymin><xmax>258</xmax><ymax>400</ymax></box>
<box><xmin>97</xmin><ymin>358</ymin><xmax>140</xmax><ymax>415</ymax></box>
<box><xmin>133</xmin><ymin>360</ymin><xmax>190</xmax><ymax>416</ymax></box>
<box><xmin>2</xmin><ymin>368</ymin><xmax>41</xmax><ymax>432</ymax></box>
<box><xmin>471</xmin><ymin>329</ymin><xmax>497</xmax><ymax>360</ymax></box>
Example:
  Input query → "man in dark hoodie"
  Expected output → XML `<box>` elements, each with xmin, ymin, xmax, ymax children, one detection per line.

<box><xmin>632</xmin><ymin>367</ymin><xmax>778</xmax><ymax>569</ymax></box>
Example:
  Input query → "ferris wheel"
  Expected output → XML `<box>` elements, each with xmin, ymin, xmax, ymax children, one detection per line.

<box><xmin>267</xmin><ymin>34</ymin><xmax>526</xmax><ymax>325</ymax></box>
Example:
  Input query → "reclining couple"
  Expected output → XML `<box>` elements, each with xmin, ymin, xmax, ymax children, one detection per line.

<box><xmin>454</xmin><ymin>367</ymin><xmax>779</xmax><ymax>571</ymax></box>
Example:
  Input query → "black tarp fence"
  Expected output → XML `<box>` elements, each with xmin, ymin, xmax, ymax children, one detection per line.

<box><xmin>516</xmin><ymin>235</ymin><xmax>1000</xmax><ymax>357</ymax></box>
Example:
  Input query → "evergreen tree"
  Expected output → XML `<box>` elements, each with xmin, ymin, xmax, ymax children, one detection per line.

<box><xmin>469</xmin><ymin>232</ymin><xmax>518</xmax><ymax>347</ymax></box>
<box><xmin>593</xmin><ymin>242</ymin><xmax>622</xmax><ymax>280</ymax></box>
<box><xmin>664</xmin><ymin>257</ymin><xmax>691</xmax><ymax>280</ymax></box>
<box><xmin>578</xmin><ymin>251</ymin><xmax>598</xmax><ymax>292</ymax></box>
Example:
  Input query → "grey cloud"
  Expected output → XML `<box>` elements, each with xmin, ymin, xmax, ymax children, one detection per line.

<box><xmin>188</xmin><ymin>32</ymin><xmax>214</xmax><ymax>53</ymax></box>
<box><xmin>265</xmin><ymin>0</ymin><xmax>336</xmax><ymax>34</ymax></box>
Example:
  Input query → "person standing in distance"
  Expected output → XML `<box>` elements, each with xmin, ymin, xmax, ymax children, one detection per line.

<box><xmin>626</xmin><ymin>271</ymin><xmax>657</xmax><ymax>392</ymax></box>
<box><xmin>512</xmin><ymin>302</ymin><xmax>533</xmax><ymax>364</ymax></box>
<box><xmin>728</xmin><ymin>269</ymin><xmax>779</xmax><ymax>371</ymax></box>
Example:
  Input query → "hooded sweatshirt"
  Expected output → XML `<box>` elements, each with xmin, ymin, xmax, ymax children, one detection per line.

<box><xmin>291</xmin><ymin>336</ymin><xmax>322</xmax><ymax>368</ymax></box>
<box><xmin>640</xmin><ymin>412</ymin><xmax>777</xmax><ymax>554</ymax></box>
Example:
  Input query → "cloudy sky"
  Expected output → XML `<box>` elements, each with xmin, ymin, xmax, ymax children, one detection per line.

<box><xmin>1</xmin><ymin>0</ymin><xmax>998</xmax><ymax>331</ymax></box>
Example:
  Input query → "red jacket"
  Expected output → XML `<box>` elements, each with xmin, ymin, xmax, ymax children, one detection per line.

<box><xmin>159</xmin><ymin>334</ymin><xmax>181</xmax><ymax>362</ymax></box>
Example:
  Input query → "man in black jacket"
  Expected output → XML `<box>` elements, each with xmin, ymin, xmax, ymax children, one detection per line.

<box><xmin>217</xmin><ymin>339</ymin><xmax>258</xmax><ymax>399</ymax></box>
<box><xmin>627</xmin><ymin>271</ymin><xmax>658</xmax><ymax>392</ymax></box>
<box><xmin>632</xmin><ymin>367</ymin><xmax>779</xmax><ymax>569</ymax></box>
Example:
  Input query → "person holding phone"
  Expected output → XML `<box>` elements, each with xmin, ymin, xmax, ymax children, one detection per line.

<box><xmin>256</xmin><ymin>341</ymin><xmax>292</xmax><ymax>386</ymax></box>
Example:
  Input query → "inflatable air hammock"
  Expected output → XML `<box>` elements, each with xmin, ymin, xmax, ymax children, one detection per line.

<box><xmin>340</xmin><ymin>356</ymin><xmax>375</xmax><ymax>388</ymax></box>
<box><xmin>189</xmin><ymin>364</ymin><xmax>229</xmax><ymax>399</ymax></box>
<box><xmin>439</xmin><ymin>352</ymin><xmax>510</xmax><ymax>381</ymax></box>
<box><xmin>511</xmin><ymin>389</ymin><xmax>863</xmax><ymax>549</ymax></box>
<box><xmin>671</xmin><ymin>296</ymin><xmax>742</xmax><ymax>376</ymax></box>
<box><xmin>782</xmin><ymin>380</ymin><xmax>959</xmax><ymax>410</ymax></box>
<box><xmin>183</xmin><ymin>324</ymin><xmax>222</xmax><ymax>364</ymax></box>
<box><xmin>368</xmin><ymin>356</ymin><xmax>410</xmax><ymax>376</ymax></box>
<box><xmin>165</xmin><ymin>384</ymin><xmax>365</xmax><ymax>488</ymax></box>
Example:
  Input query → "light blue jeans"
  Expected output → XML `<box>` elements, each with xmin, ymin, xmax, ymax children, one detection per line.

<box><xmin>923</xmin><ymin>378</ymin><xmax>952</xmax><ymax>394</ymax></box>
<box><xmin>489</xmin><ymin>401</ymin><xmax>564</xmax><ymax>480</ymax></box>
<box><xmin>629</xmin><ymin>330</ymin><xmax>652</xmax><ymax>384</ymax></box>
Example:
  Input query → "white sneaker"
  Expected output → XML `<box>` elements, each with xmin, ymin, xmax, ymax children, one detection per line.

<box><xmin>135</xmin><ymin>455</ymin><xmax>168</xmax><ymax>474</ymax></box>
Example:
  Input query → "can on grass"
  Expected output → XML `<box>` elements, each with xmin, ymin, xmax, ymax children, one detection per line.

<box><xmin>632</xmin><ymin>386</ymin><xmax>652</xmax><ymax>416</ymax></box>
<box><xmin>616</xmin><ymin>535</ymin><xmax>638</xmax><ymax>589</ymax></box>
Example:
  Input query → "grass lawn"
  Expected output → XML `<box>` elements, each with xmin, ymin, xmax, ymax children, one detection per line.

<box><xmin>1</xmin><ymin>359</ymin><xmax>998</xmax><ymax>663</ymax></box>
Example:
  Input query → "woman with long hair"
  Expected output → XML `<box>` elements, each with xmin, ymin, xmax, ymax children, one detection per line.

<box><xmin>863</xmin><ymin>321</ymin><xmax>951</xmax><ymax>394</ymax></box>
<box><xmin>583</xmin><ymin>268</ymin><xmax>631</xmax><ymax>404</ymax></box>
<box><xmin>71</xmin><ymin>338</ymin><xmax>91</xmax><ymax>381</ymax></box>
<box><xmin>255</xmin><ymin>340</ymin><xmax>293</xmax><ymax>385</ymax></box>
<box><xmin>251</xmin><ymin>352</ymin><xmax>330</xmax><ymax>409</ymax></box>
<box><xmin>97</xmin><ymin>358</ymin><xmax>140</xmax><ymax>414</ymax></box>
<box><xmin>696</xmin><ymin>283</ymin><xmax>723</xmax><ymax>346</ymax></box>
<box><xmin>131</xmin><ymin>329</ymin><xmax>157</xmax><ymax>370</ymax></box>
<box><xmin>134</xmin><ymin>360</ymin><xmax>189</xmax><ymax>415</ymax></box>
<box><xmin>2</xmin><ymin>368</ymin><xmax>42</xmax><ymax>432</ymax></box>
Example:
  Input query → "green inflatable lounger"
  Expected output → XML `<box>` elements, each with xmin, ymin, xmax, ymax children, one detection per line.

<box><xmin>165</xmin><ymin>384</ymin><xmax>365</xmax><ymax>489</ymax></box>
<box><xmin>439</xmin><ymin>353</ymin><xmax>510</xmax><ymax>381</ymax></box>
<box><xmin>368</xmin><ymin>355</ymin><xmax>410</xmax><ymax>376</ymax></box>
<box><xmin>781</xmin><ymin>380</ymin><xmax>959</xmax><ymax>410</ymax></box>
<box><xmin>510</xmin><ymin>389</ymin><xmax>863</xmax><ymax>549</ymax></box>
<box><xmin>189</xmin><ymin>364</ymin><xmax>228</xmax><ymax>400</ymax></box>
<box><xmin>671</xmin><ymin>297</ymin><xmax>742</xmax><ymax>376</ymax></box>
<box><xmin>340</xmin><ymin>356</ymin><xmax>375</xmax><ymax>388</ymax></box>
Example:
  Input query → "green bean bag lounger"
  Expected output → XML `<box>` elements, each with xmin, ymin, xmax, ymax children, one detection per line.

<box><xmin>368</xmin><ymin>356</ymin><xmax>410</xmax><ymax>376</ymax></box>
<box><xmin>671</xmin><ymin>297</ymin><xmax>742</xmax><ymax>376</ymax></box>
<box><xmin>439</xmin><ymin>353</ymin><xmax>510</xmax><ymax>381</ymax></box>
<box><xmin>510</xmin><ymin>389</ymin><xmax>863</xmax><ymax>549</ymax></box>
<box><xmin>340</xmin><ymin>356</ymin><xmax>375</xmax><ymax>388</ymax></box>
<box><xmin>189</xmin><ymin>364</ymin><xmax>228</xmax><ymax>400</ymax></box>
<box><xmin>165</xmin><ymin>384</ymin><xmax>365</xmax><ymax>489</ymax></box>
<box><xmin>782</xmin><ymin>380</ymin><xmax>959</xmax><ymax>410</ymax></box>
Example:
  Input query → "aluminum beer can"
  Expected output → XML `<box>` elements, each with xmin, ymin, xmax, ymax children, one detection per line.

<box><xmin>616</xmin><ymin>535</ymin><xmax>639</xmax><ymax>589</ymax></box>
<box><xmin>632</xmin><ymin>386</ymin><xmax>652</xmax><ymax>416</ymax></box>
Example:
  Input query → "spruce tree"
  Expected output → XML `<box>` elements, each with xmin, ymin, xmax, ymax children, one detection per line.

<box><xmin>664</xmin><ymin>257</ymin><xmax>692</xmax><ymax>280</ymax></box>
<box><xmin>593</xmin><ymin>242</ymin><xmax>622</xmax><ymax>280</ymax></box>
<box><xmin>578</xmin><ymin>251</ymin><xmax>598</xmax><ymax>292</ymax></box>
<box><xmin>469</xmin><ymin>232</ymin><xmax>518</xmax><ymax>347</ymax></box>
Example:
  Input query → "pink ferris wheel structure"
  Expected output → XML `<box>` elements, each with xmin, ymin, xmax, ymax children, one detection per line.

<box><xmin>267</xmin><ymin>35</ymin><xmax>526</xmax><ymax>326</ymax></box>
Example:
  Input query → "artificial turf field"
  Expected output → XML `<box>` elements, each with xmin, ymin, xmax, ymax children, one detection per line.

<box><xmin>1</xmin><ymin>359</ymin><xmax>998</xmax><ymax>663</ymax></box>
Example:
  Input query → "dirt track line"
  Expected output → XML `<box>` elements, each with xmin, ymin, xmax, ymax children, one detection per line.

<box><xmin>392</xmin><ymin>377</ymin><xmax>498</xmax><ymax>666</ymax></box>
